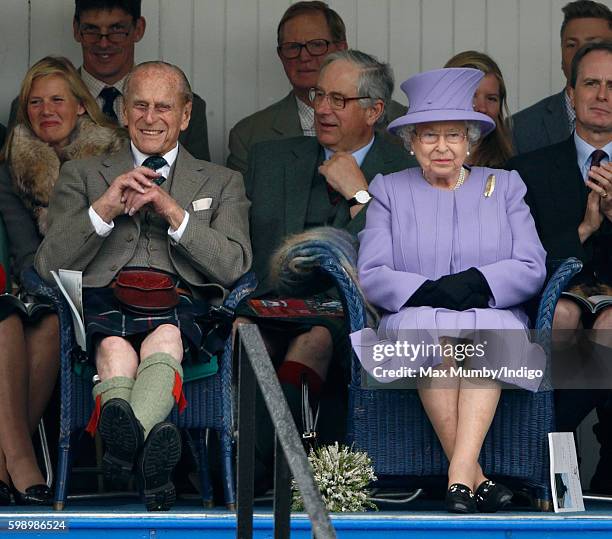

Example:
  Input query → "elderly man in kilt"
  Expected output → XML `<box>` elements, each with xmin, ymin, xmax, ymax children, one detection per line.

<box><xmin>35</xmin><ymin>61</ymin><xmax>252</xmax><ymax>511</ymax></box>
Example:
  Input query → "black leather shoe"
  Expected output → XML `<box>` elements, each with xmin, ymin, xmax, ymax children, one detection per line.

<box><xmin>137</xmin><ymin>422</ymin><xmax>182</xmax><ymax>511</ymax></box>
<box><xmin>12</xmin><ymin>484</ymin><xmax>52</xmax><ymax>506</ymax></box>
<box><xmin>475</xmin><ymin>480</ymin><xmax>513</xmax><ymax>512</ymax></box>
<box><xmin>98</xmin><ymin>398</ymin><xmax>144</xmax><ymax>489</ymax></box>
<box><xmin>445</xmin><ymin>483</ymin><xmax>477</xmax><ymax>513</ymax></box>
<box><xmin>0</xmin><ymin>480</ymin><xmax>10</xmax><ymax>506</ymax></box>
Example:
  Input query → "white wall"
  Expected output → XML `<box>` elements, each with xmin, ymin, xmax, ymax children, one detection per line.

<box><xmin>0</xmin><ymin>0</ymin><xmax>610</xmax><ymax>164</ymax></box>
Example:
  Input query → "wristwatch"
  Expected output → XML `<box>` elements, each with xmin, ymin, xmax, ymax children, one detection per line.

<box><xmin>348</xmin><ymin>189</ymin><xmax>372</xmax><ymax>207</ymax></box>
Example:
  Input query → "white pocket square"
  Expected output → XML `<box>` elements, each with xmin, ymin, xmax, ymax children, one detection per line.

<box><xmin>192</xmin><ymin>197</ymin><xmax>213</xmax><ymax>211</ymax></box>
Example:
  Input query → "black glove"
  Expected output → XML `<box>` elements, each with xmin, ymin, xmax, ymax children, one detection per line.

<box><xmin>406</xmin><ymin>268</ymin><xmax>491</xmax><ymax>311</ymax></box>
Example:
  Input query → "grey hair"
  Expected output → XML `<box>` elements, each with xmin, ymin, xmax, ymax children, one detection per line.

<box><xmin>123</xmin><ymin>61</ymin><xmax>194</xmax><ymax>104</ymax></box>
<box><xmin>397</xmin><ymin>121</ymin><xmax>482</xmax><ymax>152</ymax></box>
<box><xmin>320</xmin><ymin>49</ymin><xmax>394</xmax><ymax>125</ymax></box>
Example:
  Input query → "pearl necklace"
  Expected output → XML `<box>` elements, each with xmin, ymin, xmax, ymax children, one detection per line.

<box><xmin>452</xmin><ymin>166</ymin><xmax>467</xmax><ymax>190</ymax></box>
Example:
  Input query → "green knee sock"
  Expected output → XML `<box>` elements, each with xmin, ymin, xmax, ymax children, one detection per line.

<box><xmin>87</xmin><ymin>376</ymin><xmax>135</xmax><ymax>435</ymax></box>
<box><xmin>130</xmin><ymin>353</ymin><xmax>183</xmax><ymax>439</ymax></box>
<box><xmin>92</xmin><ymin>376</ymin><xmax>135</xmax><ymax>407</ymax></box>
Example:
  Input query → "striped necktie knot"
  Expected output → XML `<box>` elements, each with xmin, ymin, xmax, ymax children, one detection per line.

<box><xmin>142</xmin><ymin>155</ymin><xmax>168</xmax><ymax>186</ymax></box>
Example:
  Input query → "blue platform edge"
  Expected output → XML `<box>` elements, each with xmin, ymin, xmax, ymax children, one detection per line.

<box><xmin>2</xmin><ymin>510</ymin><xmax>612</xmax><ymax>538</ymax></box>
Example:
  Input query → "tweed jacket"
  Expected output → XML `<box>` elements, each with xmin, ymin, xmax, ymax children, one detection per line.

<box><xmin>507</xmin><ymin>136</ymin><xmax>612</xmax><ymax>284</ymax></box>
<box><xmin>511</xmin><ymin>90</ymin><xmax>571</xmax><ymax>156</ymax></box>
<box><xmin>227</xmin><ymin>91</ymin><xmax>408</xmax><ymax>175</ymax></box>
<box><xmin>245</xmin><ymin>134</ymin><xmax>414</xmax><ymax>295</ymax></box>
<box><xmin>34</xmin><ymin>145</ymin><xmax>252</xmax><ymax>300</ymax></box>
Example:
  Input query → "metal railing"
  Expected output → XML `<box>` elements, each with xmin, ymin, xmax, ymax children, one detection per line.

<box><xmin>235</xmin><ymin>324</ymin><xmax>336</xmax><ymax>539</ymax></box>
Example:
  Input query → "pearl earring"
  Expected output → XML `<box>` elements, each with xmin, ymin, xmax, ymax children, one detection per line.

<box><xmin>466</xmin><ymin>150</ymin><xmax>470</xmax><ymax>156</ymax></box>
<box><xmin>409</xmin><ymin>150</ymin><xmax>415</xmax><ymax>156</ymax></box>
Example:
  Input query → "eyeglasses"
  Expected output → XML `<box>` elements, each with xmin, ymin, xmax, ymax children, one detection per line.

<box><xmin>308</xmin><ymin>87</ymin><xmax>371</xmax><ymax>110</ymax></box>
<box><xmin>277</xmin><ymin>39</ymin><xmax>335</xmax><ymax>59</ymax></box>
<box><xmin>415</xmin><ymin>131</ymin><xmax>467</xmax><ymax>144</ymax></box>
<box><xmin>79</xmin><ymin>28</ymin><xmax>131</xmax><ymax>44</ymax></box>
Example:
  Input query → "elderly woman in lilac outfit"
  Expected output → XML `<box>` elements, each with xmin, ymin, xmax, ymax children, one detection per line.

<box><xmin>350</xmin><ymin>68</ymin><xmax>547</xmax><ymax>514</ymax></box>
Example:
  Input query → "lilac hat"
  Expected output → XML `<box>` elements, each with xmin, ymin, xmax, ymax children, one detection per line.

<box><xmin>388</xmin><ymin>68</ymin><xmax>496</xmax><ymax>136</ymax></box>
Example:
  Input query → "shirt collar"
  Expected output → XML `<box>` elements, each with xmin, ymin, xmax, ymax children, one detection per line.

<box><xmin>295</xmin><ymin>95</ymin><xmax>316</xmax><ymax>137</ymax></box>
<box><xmin>80</xmin><ymin>67</ymin><xmax>127</xmax><ymax>96</ymax></box>
<box><xmin>130</xmin><ymin>141</ymin><xmax>179</xmax><ymax>178</ymax></box>
<box><xmin>574</xmin><ymin>131</ymin><xmax>612</xmax><ymax>181</ymax></box>
<box><xmin>323</xmin><ymin>136</ymin><xmax>375</xmax><ymax>168</ymax></box>
<box><xmin>564</xmin><ymin>89</ymin><xmax>576</xmax><ymax>131</ymax></box>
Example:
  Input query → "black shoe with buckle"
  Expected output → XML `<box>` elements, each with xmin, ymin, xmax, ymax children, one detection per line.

<box><xmin>98</xmin><ymin>398</ymin><xmax>144</xmax><ymax>489</ymax></box>
<box><xmin>475</xmin><ymin>480</ymin><xmax>513</xmax><ymax>512</ymax></box>
<box><xmin>137</xmin><ymin>422</ymin><xmax>182</xmax><ymax>511</ymax></box>
<box><xmin>445</xmin><ymin>483</ymin><xmax>477</xmax><ymax>513</ymax></box>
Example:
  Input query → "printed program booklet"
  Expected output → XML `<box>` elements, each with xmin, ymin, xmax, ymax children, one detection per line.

<box><xmin>562</xmin><ymin>291</ymin><xmax>612</xmax><ymax>314</ymax></box>
<box><xmin>0</xmin><ymin>294</ymin><xmax>51</xmax><ymax>319</ymax></box>
<box><xmin>548</xmin><ymin>432</ymin><xmax>585</xmax><ymax>512</ymax></box>
<box><xmin>562</xmin><ymin>283</ymin><xmax>612</xmax><ymax>315</ymax></box>
<box><xmin>51</xmin><ymin>269</ymin><xmax>86</xmax><ymax>352</ymax></box>
<box><xmin>245</xmin><ymin>295</ymin><xmax>343</xmax><ymax>319</ymax></box>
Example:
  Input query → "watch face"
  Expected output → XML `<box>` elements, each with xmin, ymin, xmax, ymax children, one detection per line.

<box><xmin>355</xmin><ymin>190</ymin><xmax>371</xmax><ymax>204</ymax></box>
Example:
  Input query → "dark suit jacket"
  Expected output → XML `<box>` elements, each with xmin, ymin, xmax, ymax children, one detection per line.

<box><xmin>507</xmin><ymin>136</ymin><xmax>612</xmax><ymax>284</ymax></box>
<box><xmin>227</xmin><ymin>91</ymin><xmax>408</xmax><ymax>175</ymax></box>
<box><xmin>245</xmin><ymin>134</ymin><xmax>415</xmax><ymax>295</ymax></box>
<box><xmin>9</xmin><ymin>92</ymin><xmax>211</xmax><ymax>162</ymax></box>
<box><xmin>511</xmin><ymin>90</ymin><xmax>571</xmax><ymax>156</ymax></box>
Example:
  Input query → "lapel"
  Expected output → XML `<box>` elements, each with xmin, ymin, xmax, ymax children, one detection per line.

<box><xmin>360</xmin><ymin>135</ymin><xmax>389</xmax><ymax>183</ymax></box>
<box><xmin>168</xmin><ymin>146</ymin><xmax>207</xmax><ymax>209</ymax></box>
<box><xmin>283</xmin><ymin>137</ymin><xmax>321</xmax><ymax>236</ymax></box>
<box><xmin>544</xmin><ymin>90</ymin><xmax>571</xmax><ymax>144</ymax></box>
<box><xmin>101</xmin><ymin>145</ymin><xmax>133</xmax><ymax>187</ymax></box>
<box><xmin>271</xmin><ymin>92</ymin><xmax>302</xmax><ymax>137</ymax></box>
<box><xmin>550</xmin><ymin>136</ymin><xmax>587</xmax><ymax>217</ymax></box>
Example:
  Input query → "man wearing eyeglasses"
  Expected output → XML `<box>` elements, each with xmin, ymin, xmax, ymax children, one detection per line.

<box><xmin>72</xmin><ymin>0</ymin><xmax>211</xmax><ymax>161</ymax></box>
<box><xmin>238</xmin><ymin>50</ymin><xmax>413</xmax><ymax>491</ymax></box>
<box><xmin>226</xmin><ymin>0</ymin><xmax>406</xmax><ymax>175</ymax></box>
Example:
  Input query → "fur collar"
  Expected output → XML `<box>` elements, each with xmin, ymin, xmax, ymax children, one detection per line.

<box><xmin>8</xmin><ymin>116</ymin><xmax>126</xmax><ymax>235</ymax></box>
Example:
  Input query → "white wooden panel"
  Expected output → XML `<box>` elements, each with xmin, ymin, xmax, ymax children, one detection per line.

<box><xmin>422</xmin><ymin>0</ymin><xmax>454</xmax><ymax>71</ymax></box>
<box><xmin>159</xmin><ymin>0</ymin><xmax>194</xmax><ymax>80</ymax></box>
<box><xmin>356</xmin><ymin>0</ymin><xmax>389</xmax><ymax>61</ymax></box>
<box><xmin>225</xmin><ymin>0</ymin><xmax>259</xmax><ymax>156</ymax></box>
<box><xmin>518</xmin><ymin>0</ymin><xmax>551</xmax><ymax>110</ymax></box>
<box><xmin>0</xmin><ymin>0</ymin><xmax>29</xmax><ymax>125</ymax></box>
<box><xmin>389</xmin><ymin>0</ymin><xmax>420</xmax><ymax>105</ymax></box>
<box><xmin>486</xmin><ymin>0</ymin><xmax>520</xmax><ymax>113</ymax></box>
<box><xmin>330</xmin><ymin>0</ymin><xmax>357</xmax><ymax>46</ymax></box>
<box><xmin>136</xmin><ymin>0</ymin><xmax>161</xmax><ymax>64</ymax></box>
<box><xmin>193</xmin><ymin>0</ymin><xmax>226</xmax><ymax>164</ymax></box>
<box><xmin>453</xmin><ymin>0</ymin><xmax>486</xmax><ymax>54</ymax></box>
<box><xmin>550</xmin><ymin>0</ymin><xmax>566</xmax><ymax>94</ymax></box>
<box><xmin>257</xmin><ymin>0</ymin><xmax>293</xmax><ymax>111</ymax></box>
<box><xmin>30</xmin><ymin>0</ymin><xmax>81</xmax><ymax>66</ymax></box>
<box><xmin>18</xmin><ymin>0</ymin><xmax>598</xmax><ymax>162</ymax></box>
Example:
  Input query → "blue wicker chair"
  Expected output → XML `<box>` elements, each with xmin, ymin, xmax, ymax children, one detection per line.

<box><xmin>21</xmin><ymin>267</ymin><xmax>256</xmax><ymax>510</ymax></box>
<box><xmin>277</xmin><ymin>231</ymin><xmax>582</xmax><ymax>510</ymax></box>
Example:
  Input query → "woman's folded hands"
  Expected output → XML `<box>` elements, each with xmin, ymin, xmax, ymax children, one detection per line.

<box><xmin>406</xmin><ymin>268</ymin><xmax>491</xmax><ymax>311</ymax></box>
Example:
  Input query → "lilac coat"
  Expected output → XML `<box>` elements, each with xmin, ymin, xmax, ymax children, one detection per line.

<box><xmin>350</xmin><ymin>167</ymin><xmax>547</xmax><ymax>390</ymax></box>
